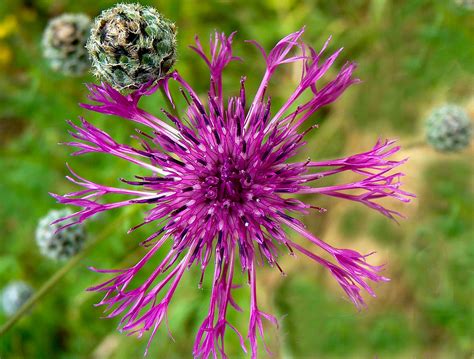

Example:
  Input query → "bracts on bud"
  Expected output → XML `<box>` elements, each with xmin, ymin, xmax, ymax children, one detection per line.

<box><xmin>36</xmin><ymin>209</ymin><xmax>87</xmax><ymax>261</ymax></box>
<box><xmin>42</xmin><ymin>13</ymin><xmax>91</xmax><ymax>76</ymax></box>
<box><xmin>86</xmin><ymin>3</ymin><xmax>177</xmax><ymax>91</ymax></box>
<box><xmin>426</xmin><ymin>104</ymin><xmax>472</xmax><ymax>152</ymax></box>
<box><xmin>1</xmin><ymin>281</ymin><xmax>33</xmax><ymax>316</ymax></box>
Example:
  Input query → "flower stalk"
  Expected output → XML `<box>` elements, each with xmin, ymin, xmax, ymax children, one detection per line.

<box><xmin>0</xmin><ymin>207</ymin><xmax>136</xmax><ymax>336</ymax></box>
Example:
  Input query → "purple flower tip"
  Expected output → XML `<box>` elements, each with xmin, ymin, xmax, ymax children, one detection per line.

<box><xmin>53</xmin><ymin>28</ymin><xmax>413</xmax><ymax>358</ymax></box>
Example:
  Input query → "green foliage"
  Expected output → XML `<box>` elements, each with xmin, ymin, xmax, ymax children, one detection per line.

<box><xmin>402</xmin><ymin>159</ymin><xmax>474</xmax><ymax>356</ymax></box>
<box><xmin>340</xmin><ymin>207</ymin><xmax>365</xmax><ymax>237</ymax></box>
<box><xmin>275</xmin><ymin>276</ymin><xmax>415</xmax><ymax>357</ymax></box>
<box><xmin>369</xmin><ymin>217</ymin><xmax>402</xmax><ymax>245</ymax></box>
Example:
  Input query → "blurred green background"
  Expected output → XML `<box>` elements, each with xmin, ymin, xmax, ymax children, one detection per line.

<box><xmin>0</xmin><ymin>0</ymin><xmax>473</xmax><ymax>358</ymax></box>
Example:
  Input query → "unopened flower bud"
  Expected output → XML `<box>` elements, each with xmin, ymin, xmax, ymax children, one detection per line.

<box><xmin>35</xmin><ymin>209</ymin><xmax>87</xmax><ymax>261</ymax></box>
<box><xmin>426</xmin><ymin>104</ymin><xmax>472</xmax><ymax>152</ymax></box>
<box><xmin>455</xmin><ymin>0</ymin><xmax>474</xmax><ymax>10</ymax></box>
<box><xmin>86</xmin><ymin>3</ymin><xmax>177</xmax><ymax>91</ymax></box>
<box><xmin>1</xmin><ymin>281</ymin><xmax>33</xmax><ymax>316</ymax></box>
<box><xmin>42</xmin><ymin>13</ymin><xmax>91</xmax><ymax>76</ymax></box>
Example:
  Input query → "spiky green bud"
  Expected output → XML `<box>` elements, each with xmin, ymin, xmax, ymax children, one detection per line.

<box><xmin>35</xmin><ymin>209</ymin><xmax>87</xmax><ymax>261</ymax></box>
<box><xmin>425</xmin><ymin>104</ymin><xmax>472</xmax><ymax>152</ymax></box>
<box><xmin>86</xmin><ymin>3</ymin><xmax>177</xmax><ymax>91</ymax></box>
<box><xmin>1</xmin><ymin>281</ymin><xmax>33</xmax><ymax>316</ymax></box>
<box><xmin>42</xmin><ymin>13</ymin><xmax>91</xmax><ymax>76</ymax></box>
<box><xmin>455</xmin><ymin>0</ymin><xmax>474</xmax><ymax>10</ymax></box>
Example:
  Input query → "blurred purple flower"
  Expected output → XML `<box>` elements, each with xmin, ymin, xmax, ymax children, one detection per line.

<box><xmin>52</xmin><ymin>29</ymin><xmax>413</xmax><ymax>358</ymax></box>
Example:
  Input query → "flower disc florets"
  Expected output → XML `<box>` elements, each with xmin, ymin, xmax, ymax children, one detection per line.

<box><xmin>42</xmin><ymin>13</ymin><xmax>91</xmax><ymax>76</ymax></box>
<box><xmin>36</xmin><ymin>209</ymin><xmax>87</xmax><ymax>261</ymax></box>
<box><xmin>54</xmin><ymin>29</ymin><xmax>413</xmax><ymax>358</ymax></box>
<box><xmin>87</xmin><ymin>3</ymin><xmax>177</xmax><ymax>91</ymax></box>
<box><xmin>1</xmin><ymin>281</ymin><xmax>33</xmax><ymax>316</ymax></box>
<box><xmin>426</xmin><ymin>104</ymin><xmax>472</xmax><ymax>152</ymax></box>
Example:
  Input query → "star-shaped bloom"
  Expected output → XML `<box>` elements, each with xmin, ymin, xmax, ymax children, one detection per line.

<box><xmin>53</xmin><ymin>29</ymin><xmax>413</xmax><ymax>358</ymax></box>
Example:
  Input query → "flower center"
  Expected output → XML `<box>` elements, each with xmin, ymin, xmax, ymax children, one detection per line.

<box><xmin>201</xmin><ymin>157</ymin><xmax>252</xmax><ymax>207</ymax></box>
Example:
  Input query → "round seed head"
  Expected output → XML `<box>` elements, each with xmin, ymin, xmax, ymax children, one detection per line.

<box><xmin>35</xmin><ymin>209</ymin><xmax>87</xmax><ymax>261</ymax></box>
<box><xmin>42</xmin><ymin>13</ymin><xmax>91</xmax><ymax>76</ymax></box>
<box><xmin>86</xmin><ymin>3</ymin><xmax>177</xmax><ymax>91</ymax></box>
<box><xmin>1</xmin><ymin>281</ymin><xmax>33</xmax><ymax>316</ymax></box>
<box><xmin>455</xmin><ymin>0</ymin><xmax>474</xmax><ymax>10</ymax></box>
<box><xmin>425</xmin><ymin>104</ymin><xmax>472</xmax><ymax>152</ymax></box>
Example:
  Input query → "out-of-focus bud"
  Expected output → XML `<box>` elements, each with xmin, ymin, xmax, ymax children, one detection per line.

<box><xmin>42</xmin><ymin>13</ymin><xmax>91</xmax><ymax>76</ymax></box>
<box><xmin>426</xmin><ymin>104</ymin><xmax>472</xmax><ymax>152</ymax></box>
<box><xmin>1</xmin><ymin>281</ymin><xmax>33</xmax><ymax>316</ymax></box>
<box><xmin>35</xmin><ymin>209</ymin><xmax>87</xmax><ymax>261</ymax></box>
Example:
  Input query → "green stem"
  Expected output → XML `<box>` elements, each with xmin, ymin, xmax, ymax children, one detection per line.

<box><xmin>0</xmin><ymin>209</ymin><xmax>136</xmax><ymax>336</ymax></box>
<box><xmin>403</xmin><ymin>140</ymin><xmax>426</xmax><ymax>150</ymax></box>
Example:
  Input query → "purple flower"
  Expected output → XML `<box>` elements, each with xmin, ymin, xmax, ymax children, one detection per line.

<box><xmin>52</xmin><ymin>29</ymin><xmax>413</xmax><ymax>358</ymax></box>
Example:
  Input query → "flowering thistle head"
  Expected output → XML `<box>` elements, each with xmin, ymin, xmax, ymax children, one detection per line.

<box><xmin>426</xmin><ymin>104</ymin><xmax>472</xmax><ymax>152</ymax></box>
<box><xmin>53</xmin><ymin>29</ymin><xmax>413</xmax><ymax>357</ymax></box>
<box><xmin>86</xmin><ymin>3</ymin><xmax>177</xmax><ymax>91</ymax></box>
<box><xmin>1</xmin><ymin>281</ymin><xmax>33</xmax><ymax>316</ymax></box>
<box><xmin>42</xmin><ymin>13</ymin><xmax>91</xmax><ymax>76</ymax></box>
<box><xmin>36</xmin><ymin>209</ymin><xmax>87</xmax><ymax>261</ymax></box>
